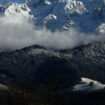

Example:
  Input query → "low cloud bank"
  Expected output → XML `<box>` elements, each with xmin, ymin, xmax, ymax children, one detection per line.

<box><xmin>0</xmin><ymin>13</ymin><xmax>105</xmax><ymax>51</ymax></box>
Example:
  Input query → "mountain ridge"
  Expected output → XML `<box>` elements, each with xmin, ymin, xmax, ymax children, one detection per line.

<box><xmin>0</xmin><ymin>42</ymin><xmax>105</xmax><ymax>88</ymax></box>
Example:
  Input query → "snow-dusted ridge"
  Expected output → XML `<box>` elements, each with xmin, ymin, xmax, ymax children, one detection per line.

<box><xmin>28</xmin><ymin>48</ymin><xmax>61</xmax><ymax>58</ymax></box>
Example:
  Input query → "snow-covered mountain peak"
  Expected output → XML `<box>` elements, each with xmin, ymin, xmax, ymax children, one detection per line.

<box><xmin>0</xmin><ymin>0</ymin><xmax>105</xmax><ymax>32</ymax></box>
<box><xmin>26</xmin><ymin>0</ymin><xmax>105</xmax><ymax>32</ymax></box>
<box><xmin>0</xmin><ymin>2</ymin><xmax>33</xmax><ymax>25</ymax></box>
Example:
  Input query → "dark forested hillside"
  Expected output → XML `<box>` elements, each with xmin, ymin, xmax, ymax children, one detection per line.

<box><xmin>0</xmin><ymin>43</ymin><xmax>105</xmax><ymax>105</ymax></box>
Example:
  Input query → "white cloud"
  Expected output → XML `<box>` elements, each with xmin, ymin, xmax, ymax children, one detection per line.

<box><xmin>0</xmin><ymin>19</ymin><xmax>105</xmax><ymax>50</ymax></box>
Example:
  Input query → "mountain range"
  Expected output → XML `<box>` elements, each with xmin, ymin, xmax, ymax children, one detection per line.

<box><xmin>0</xmin><ymin>0</ymin><xmax>105</xmax><ymax>90</ymax></box>
<box><xmin>0</xmin><ymin>0</ymin><xmax>105</xmax><ymax>32</ymax></box>
<box><xmin>0</xmin><ymin>0</ymin><xmax>105</xmax><ymax>105</ymax></box>
<box><xmin>0</xmin><ymin>0</ymin><xmax>105</xmax><ymax>104</ymax></box>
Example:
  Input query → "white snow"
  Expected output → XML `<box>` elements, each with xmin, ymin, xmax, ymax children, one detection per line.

<box><xmin>96</xmin><ymin>24</ymin><xmax>105</xmax><ymax>34</ymax></box>
<box><xmin>28</xmin><ymin>48</ymin><xmax>60</xmax><ymax>57</ymax></box>
<box><xmin>45</xmin><ymin>0</ymin><xmax>51</xmax><ymax>5</ymax></box>
<box><xmin>0</xmin><ymin>84</ymin><xmax>8</xmax><ymax>90</ymax></box>
<box><xmin>1</xmin><ymin>3</ymin><xmax>32</xmax><ymax>24</ymax></box>
<box><xmin>73</xmin><ymin>77</ymin><xmax>105</xmax><ymax>91</ymax></box>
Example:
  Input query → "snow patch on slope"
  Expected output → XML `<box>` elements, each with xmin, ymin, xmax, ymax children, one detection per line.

<box><xmin>96</xmin><ymin>23</ymin><xmax>105</xmax><ymax>34</ymax></box>
<box><xmin>73</xmin><ymin>78</ymin><xmax>105</xmax><ymax>91</ymax></box>
<box><xmin>0</xmin><ymin>84</ymin><xmax>8</xmax><ymax>90</ymax></box>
